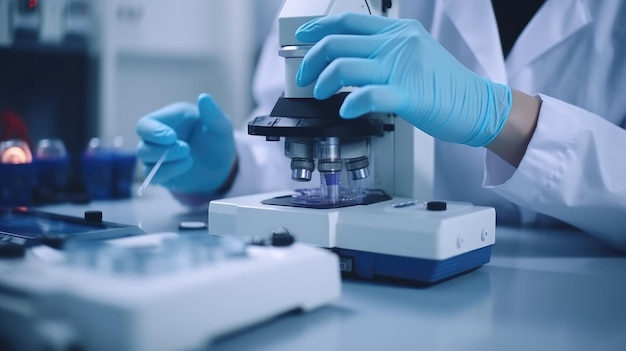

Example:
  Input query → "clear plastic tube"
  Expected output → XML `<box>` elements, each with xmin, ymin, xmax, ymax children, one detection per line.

<box><xmin>136</xmin><ymin>149</ymin><xmax>169</xmax><ymax>197</ymax></box>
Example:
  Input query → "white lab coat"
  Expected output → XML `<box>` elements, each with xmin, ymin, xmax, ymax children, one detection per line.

<box><xmin>225</xmin><ymin>0</ymin><xmax>626</xmax><ymax>250</ymax></box>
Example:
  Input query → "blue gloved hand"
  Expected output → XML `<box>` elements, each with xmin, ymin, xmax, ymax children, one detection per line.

<box><xmin>295</xmin><ymin>13</ymin><xmax>512</xmax><ymax>147</ymax></box>
<box><xmin>136</xmin><ymin>93</ymin><xmax>236</xmax><ymax>195</ymax></box>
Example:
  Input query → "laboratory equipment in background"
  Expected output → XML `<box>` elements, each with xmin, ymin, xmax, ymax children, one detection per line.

<box><xmin>0</xmin><ymin>0</ymin><xmax>97</xmax><ymax>186</ymax></box>
<box><xmin>0</xmin><ymin>0</ymin><xmax>92</xmax><ymax>47</ymax></box>
<box><xmin>0</xmin><ymin>139</ymin><xmax>37</xmax><ymax>206</ymax></box>
<box><xmin>0</xmin><ymin>135</ymin><xmax>137</xmax><ymax>207</ymax></box>
<box><xmin>81</xmin><ymin>137</ymin><xmax>137</xmax><ymax>200</ymax></box>
<box><xmin>2</xmin><ymin>0</ymin><xmax>268</xmax><ymax>190</ymax></box>
<box><xmin>0</xmin><ymin>224</ymin><xmax>341</xmax><ymax>351</ymax></box>
<box><xmin>209</xmin><ymin>0</ymin><xmax>496</xmax><ymax>284</ymax></box>
<box><xmin>34</xmin><ymin>138</ymin><xmax>72</xmax><ymax>202</ymax></box>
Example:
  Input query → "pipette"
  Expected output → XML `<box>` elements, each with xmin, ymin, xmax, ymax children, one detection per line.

<box><xmin>137</xmin><ymin>149</ymin><xmax>170</xmax><ymax>197</ymax></box>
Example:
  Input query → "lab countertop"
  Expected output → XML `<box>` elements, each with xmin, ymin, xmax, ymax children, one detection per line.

<box><xmin>40</xmin><ymin>187</ymin><xmax>626</xmax><ymax>351</ymax></box>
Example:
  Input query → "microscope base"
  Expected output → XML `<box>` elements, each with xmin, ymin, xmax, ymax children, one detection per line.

<box><xmin>209</xmin><ymin>191</ymin><xmax>496</xmax><ymax>284</ymax></box>
<box><xmin>334</xmin><ymin>246</ymin><xmax>492</xmax><ymax>283</ymax></box>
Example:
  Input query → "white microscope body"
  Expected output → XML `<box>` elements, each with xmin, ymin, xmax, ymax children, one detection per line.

<box><xmin>209</xmin><ymin>0</ymin><xmax>496</xmax><ymax>284</ymax></box>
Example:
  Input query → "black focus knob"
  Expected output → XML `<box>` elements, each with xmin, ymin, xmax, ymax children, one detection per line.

<box><xmin>271</xmin><ymin>227</ymin><xmax>295</xmax><ymax>247</ymax></box>
<box><xmin>426</xmin><ymin>201</ymin><xmax>447</xmax><ymax>211</ymax></box>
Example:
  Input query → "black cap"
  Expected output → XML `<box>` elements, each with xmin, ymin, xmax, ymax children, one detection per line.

<box><xmin>0</xmin><ymin>242</ymin><xmax>26</xmax><ymax>259</ymax></box>
<box><xmin>84</xmin><ymin>210</ymin><xmax>103</xmax><ymax>223</ymax></box>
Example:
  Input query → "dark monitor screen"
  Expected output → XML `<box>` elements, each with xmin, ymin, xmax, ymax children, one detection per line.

<box><xmin>0</xmin><ymin>210</ymin><xmax>106</xmax><ymax>239</ymax></box>
<box><xmin>0</xmin><ymin>209</ymin><xmax>143</xmax><ymax>246</ymax></box>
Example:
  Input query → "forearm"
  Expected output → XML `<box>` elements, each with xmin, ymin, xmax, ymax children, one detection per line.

<box><xmin>484</xmin><ymin>94</ymin><xmax>626</xmax><ymax>250</ymax></box>
<box><xmin>487</xmin><ymin>89</ymin><xmax>541</xmax><ymax>167</ymax></box>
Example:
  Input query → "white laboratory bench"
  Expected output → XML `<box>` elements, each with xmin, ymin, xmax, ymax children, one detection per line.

<box><xmin>39</xmin><ymin>186</ymin><xmax>626</xmax><ymax>351</ymax></box>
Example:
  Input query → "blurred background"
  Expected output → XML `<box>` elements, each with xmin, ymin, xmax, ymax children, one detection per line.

<box><xmin>0</xmin><ymin>0</ymin><xmax>283</xmax><ymax>177</ymax></box>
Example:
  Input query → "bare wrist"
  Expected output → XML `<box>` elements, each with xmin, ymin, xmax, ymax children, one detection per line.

<box><xmin>487</xmin><ymin>89</ymin><xmax>540</xmax><ymax>167</ymax></box>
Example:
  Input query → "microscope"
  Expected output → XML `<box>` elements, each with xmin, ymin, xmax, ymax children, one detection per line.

<box><xmin>209</xmin><ymin>0</ymin><xmax>496</xmax><ymax>284</ymax></box>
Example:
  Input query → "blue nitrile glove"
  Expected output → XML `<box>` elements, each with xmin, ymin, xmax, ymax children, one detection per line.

<box><xmin>136</xmin><ymin>93</ymin><xmax>236</xmax><ymax>195</ymax></box>
<box><xmin>295</xmin><ymin>13</ymin><xmax>512</xmax><ymax>147</ymax></box>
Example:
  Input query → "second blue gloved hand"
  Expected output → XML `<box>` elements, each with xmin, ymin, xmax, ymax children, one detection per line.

<box><xmin>136</xmin><ymin>93</ymin><xmax>236</xmax><ymax>195</ymax></box>
<box><xmin>295</xmin><ymin>13</ymin><xmax>512</xmax><ymax>147</ymax></box>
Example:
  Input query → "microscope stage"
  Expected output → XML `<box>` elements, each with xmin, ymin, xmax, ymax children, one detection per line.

<box><xmin>209</xmin><ymin>191</ymin><xmax>496</xmax><ymax>284</ymax></box>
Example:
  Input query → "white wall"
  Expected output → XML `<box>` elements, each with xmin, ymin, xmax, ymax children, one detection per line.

<box><xmin>96</xmin><ymin>0</ymin><xmax>284</xmax><ymax>149</ymax></box>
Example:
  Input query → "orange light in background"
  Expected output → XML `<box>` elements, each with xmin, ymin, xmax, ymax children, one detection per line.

<box><xmin>0</xmin><ymin>140</ymin><xmax>33</xmax><ymax>164</ymax></box>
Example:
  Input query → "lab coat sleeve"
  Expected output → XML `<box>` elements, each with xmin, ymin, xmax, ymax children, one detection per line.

<box><xmin>483</xmin><ymin>94</ymin><xmax>626</xmax><ymax>250</ymax></box>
